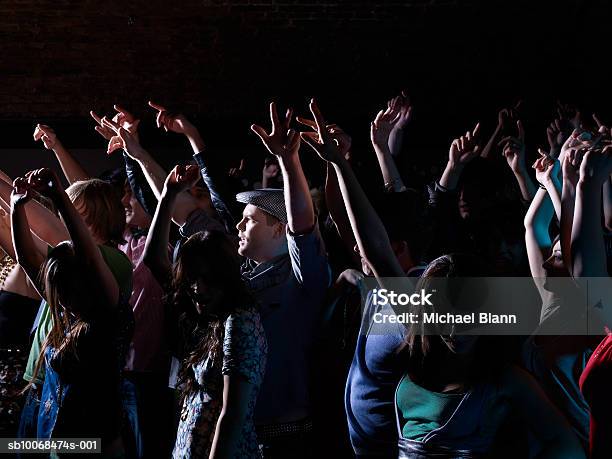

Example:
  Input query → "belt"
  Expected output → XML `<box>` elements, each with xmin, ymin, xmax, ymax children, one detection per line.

<box><xmin>256</xmin><ymin>418</ymin><xmax>313</xmax><ymax>441</ymax></box>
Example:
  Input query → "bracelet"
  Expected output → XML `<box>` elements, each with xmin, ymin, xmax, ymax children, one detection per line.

<box><xmin>538</xmin><ymin>182</ymin><xmax>547</xmax><ymax>190</ymax></box>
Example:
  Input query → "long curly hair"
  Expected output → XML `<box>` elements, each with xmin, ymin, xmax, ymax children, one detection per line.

<box><xmin>170</xmin><ymin>230</ymin><xmax>252</xmax><ymax>402</ymax></box>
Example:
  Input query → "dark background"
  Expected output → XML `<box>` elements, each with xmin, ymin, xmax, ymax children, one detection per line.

<box><xmin>0</xmin><ymin>0</ymin><xmax>611</xmax><ymax>181</ymax></box>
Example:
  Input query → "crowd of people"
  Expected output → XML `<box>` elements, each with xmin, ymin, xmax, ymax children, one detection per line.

<box><xmin>0</xmin><ymin>92</ymin><xmax>610</xmax><ymax>458</ymax></box>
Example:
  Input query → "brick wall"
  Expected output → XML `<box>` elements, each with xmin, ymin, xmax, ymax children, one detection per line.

<box><xmin>0</xmin><ymin>0</ymin><xmax>610</xmax><ymax>165</ymax></box>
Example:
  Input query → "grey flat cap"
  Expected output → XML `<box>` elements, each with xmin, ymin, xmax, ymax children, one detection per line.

<box><xmin>236</xmin><ymin>188</ymin><xmax>287</xmax><ymax>224</ymax></box>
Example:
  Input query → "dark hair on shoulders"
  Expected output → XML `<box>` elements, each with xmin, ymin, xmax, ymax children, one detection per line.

<box><xmin>170</xmin><ymin>230</ymin><xmax>253</xmax><ymax>402</ymax></box>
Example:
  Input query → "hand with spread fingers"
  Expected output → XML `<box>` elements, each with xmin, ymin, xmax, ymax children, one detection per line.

<box><xmin>299</xmin><ymin>99</ymin><xmax>344</xmax><ymax>164</ymax></box>
<box><xmin>296</xmin><ymin>114</ymin><xmax>352</xmax><ymax>159</ymax></box>
<box><xmin>33</xmin><ymin>124</ymin><xmax>58</xmax><ymax>150</ymax></box>
<box><xmin>101</xmin><ymin>116</ymin><xmax>143</xmax><ymax>157</ymax></box>
<box><xmin>90</xmin><ymin>111</ymin><xmax>116</xmax><ymax>141</ymax></box>
<box><xmin>251</xmin><ymin>102</ymin><xmax>300</xmax><ymax>161</ymax></box>
<box><xmin>370</xmin><ymin>107</ymin><xmax>401</xmax><ymax>150</ymax></box>
<box><xmin>387</xmin><ymin>90</ymin><xmax>412</xmax><ymax>130</ymax></box>
<box><xmin>90</xmin><ymin>105</ymin><xmax>140</xmax><ymax>155</ymax></box>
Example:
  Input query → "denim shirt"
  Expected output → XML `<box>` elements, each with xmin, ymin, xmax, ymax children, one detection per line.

<box><xmin>243</xmin><ymin>225</ymin><xmax>331</xmax><ymax>424</ymax></box>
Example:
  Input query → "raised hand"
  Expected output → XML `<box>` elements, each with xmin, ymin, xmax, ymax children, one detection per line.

<box><xmin>10</xmin><ymin>177</ymin><xmax>33</xmax><ymax>208</ymax></box>
<box><xmin>546</xmin><ymin>119</ymin><xmax>567</xmax><ymax>157</ymax></box>
<box><xmin>112</xmin><ymin>104</ymin><xmax>140</xmax><ymax>133</ymax></box>
<box><xmin>499</xmin><ymin>120</ymin><xmax>526</xmax><ymax>172</ymax></box>
<box><xmin>262</xmin><ymin>158</ymin><xmax>279</xmax><ymax>180</ymax></box>
<box><xmin>299</xmin><ymin>99</ymin><xmax>344</xmax><ymax>164</ymax></box>
<box><xmin>579</xmin><ymin>146</ymin><xmax>612</xmax><ymax>187</ymax></box>
<box><xmin>90</xmin><ymin>105</ymin><xmax>140</xmax><ymax>147</ymax></box>
<box><xmin>101</xmin><ymin>117</ymin><xmax>142</xmax><ymax>157</ymax></box>
<box><xmin>561</xmin><ymin>147</ymin><xmax>584</xmax><ymax>188</ymax></box>
<box><xmin>163</xmin><ymin>164</ymin><xmax>201</xmax><ymax>196</ymax></box>
<box><xmin>228</xmin><ymin>159</ymin><xmax>247</xmax><ymax>179</ymax></box>
<box><xmin>448</xmin><ymin>123</ymin><xmax>481</xmax><ymax>167</ymax></box>
<box><xmin>24</xmin><ymin>168</ymin><xmax>63</xmax><ymax>201</ymax></box>
<box><xmin>387</xmin><ymin>90</ymin><xmax>412</xmax><ymax>130</ymax></box>
<box><xmin>296</xmin><ymin>116</ymin><xmax>352</xmax><ymax>158</ymax></box>
<box><xmin>556</xmin><ymin>101</ymin><xmax>581</xmax><ymax>130</ymax></box>
<box><xmin>148</xmin><ymin>101</ymin><xmax>195</xmax><ymax>135</ymax></box>
<box><xmin>251</xmin><ymin>102</ymin><xmax>300</xmax><ymax>160</ymax></box>
<box><xmin>370</xmin><ymin>107</ymin><xmax>400</xmax><ymax>148</ymax></box>
<box><xmin>33</xmin><ymin>124</ymin><xmax>58</xmax><ymax>150</ymax></box>
<box><xmin>90</xmin><ymin>111</ymin><xmax>115</xmax><ymax>141</ymax></box>
<box><xmin>592</xmin><ymin>113</ymin><xmax>612</xmax><ymax>140</ymax></box>
<box><xmin>497</xmin><ymin>100</ymin><xmax>522</xmax><ymax>130</ymax></box>
<box><xmin>533</xmin><ymin>149</ymin><xmax>560</xmax><ymax>186</ymax></box>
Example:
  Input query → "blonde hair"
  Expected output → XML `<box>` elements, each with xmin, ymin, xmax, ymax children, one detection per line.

<box><xmin>66</xmin><ymin>179</ymin><xmax>125</xmax><ymax>246</ymax></box>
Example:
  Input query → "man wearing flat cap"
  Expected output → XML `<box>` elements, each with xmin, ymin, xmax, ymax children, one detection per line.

<box><xmin>188</xmin><ymin>103</ymin><xmax>331</xmax><ymax>458</ymax></box>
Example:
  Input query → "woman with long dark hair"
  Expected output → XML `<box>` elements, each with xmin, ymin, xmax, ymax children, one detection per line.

<box><xmin>142</xmin><ymin>165</ymin><xmax>266</xmax><ymax>458</ymax></box>
<box><xmin>10</xmin><ymin>168</ymin><xmax>133</xmax><ymax>456</ymax></box>
<box><xmin>395</xmin><ymin>253</ymin><xmax>584</xmax><ymax>458</ymax></box>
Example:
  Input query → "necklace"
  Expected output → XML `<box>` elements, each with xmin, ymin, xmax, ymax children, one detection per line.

<box><xmin>0</xmin><ymin>254</ymin><xmax>16</xmax><ymax>290</ymax></box>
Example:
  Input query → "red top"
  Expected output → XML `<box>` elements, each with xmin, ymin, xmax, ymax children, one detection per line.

<box><xmin>580</xmin><ymin>332</ymin><xmax>612</xmax><ymax>459</ymax></box>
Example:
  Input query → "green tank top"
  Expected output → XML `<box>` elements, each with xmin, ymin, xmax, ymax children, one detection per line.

<box><xmin>396</xmin><ymin>373</ymin><xmax>465</xmax><ymax>440</ymax></box>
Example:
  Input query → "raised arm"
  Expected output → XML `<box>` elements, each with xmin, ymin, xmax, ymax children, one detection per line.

<box><xmin>536</xmin><ymin>149</ymin><xmax>562</xmax><ymax>221</ymax></box>
<box><xmin>90</xmin><ymin>109</ymin><xmax>157</xmax><ymax>216</ymax></box>
<box><xmin>480</xmin><ymin>103</ymin><xmax>520</xmax><ymax>159</ymax></box>
<box><xmin>439</xmin><ymin>123</ymin><xmax>481</xmax><ymax>190</ymax></box>
<box><xmin>148</xmin><ymin>101</ymin><xmax>240</xmax><ymax>232</ymax></box>
<box><xmin>524</xmin><ymin>156</ymin><xmax>558</xmax><ymax>302</ymax></box>
<box><xmin>559</xmin><ymin>147</ymin><xmax>583</xmax><ymax>274</ymax></box>
<box><xmin>571</xmin><ymin>146</ymin><xmax>612</xmax><ymax>277</ymax></box>
<box><xmin>143</xmin><ymin>165</ymin><xmax>201</xmax><ymax>285</ymax></box>
<box><xmin>33</xmin><ymin>124</ymin><xmax>90</xmax><ymax>184</ymax></box>
<box><xmin>386</xmin><ymin>91</ymin><xmax>413</xmax><ymax>157</ymax></box>
<box><xmin>370</xmin><ymin>107</ymin><xmax>407</xmax><ymax>192</ymax></box>
<box><xmin>0</xmin><ymin>169</ymin><xmax>68</xmax><ymax>246</ymax></box>
<box><xmin>102</xmin><ymin>116</ymin><xmax>201</xmax><ymax>226</ymax></box>
<box><xmin>295</xmin><ymin>115</ymin><xmax>357</xmax><ymax>252</ymax></box>
<box><xmin>499</xmin><ymin>120</ymin><xmax>537</xmax><ymax>202</ymax></box>
<box><xmin>28</xmin><ymin>169</ymin><xmax>119</xmax><ymax>307</ymax></box>
<box><xmin>300</xmin><ymin>100</ymin><xmax>403</xmax><ymax>281</ymax></box>
<box><xmin>251</xmin><ymin>102</ymin><xmax>314</xmax><ymax>234</ymax></box>
<box><xmin>10</xmin><ymin>178</ymin><xmax>46</xmax><ymax>294</ymax></box>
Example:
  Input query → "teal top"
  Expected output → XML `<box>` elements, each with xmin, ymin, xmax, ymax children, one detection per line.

<box><xmin>396</xmin><ymin>373</ymin><xmax>465</xmax><ymax>441</ymax></box>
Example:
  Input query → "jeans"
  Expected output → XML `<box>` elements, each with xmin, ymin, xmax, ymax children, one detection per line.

<box><xmin>16</xmin><ymin>385</ymin><xmax>41</xmax><ymax>459</ymax></box>
<box><xmin>121</xmin><ymin>373</ymin><xmax>174</xmax><ymax>459</ymax></box>
<box><xmin>17</xmin><ymin>385</ymin><xmax>40</xmax><ymax>438</ymax></box>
